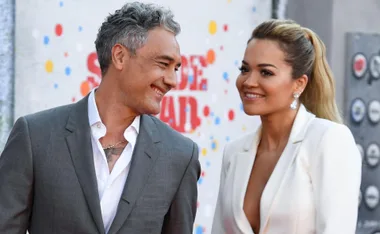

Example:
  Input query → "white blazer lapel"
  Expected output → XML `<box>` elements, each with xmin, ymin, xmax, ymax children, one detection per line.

<box><xmin>260</xmin><ymin>105</ymin><xmax>315</xmax><ymax>233</ymax></box>
<box><xmin>231</xmin><ymin>127</ymin><xmax>262</xmax><ymax>234</ymax></box>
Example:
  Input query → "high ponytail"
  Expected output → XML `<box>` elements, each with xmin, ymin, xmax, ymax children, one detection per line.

<box><xmin>250</xmin><ymin>19</ymin><xmax>342</xmax><ymax>123</ymax></box>
<box><xmin>301</xmin><ymin>28</ymin><xmax>342</xmax><ymax>123</ymax></box>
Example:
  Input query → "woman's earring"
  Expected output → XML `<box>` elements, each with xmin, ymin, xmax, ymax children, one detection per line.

<box><xmin>290</xmin><ymin>92</ymin><xmax>300</xmax><ymax>110</ymax></box>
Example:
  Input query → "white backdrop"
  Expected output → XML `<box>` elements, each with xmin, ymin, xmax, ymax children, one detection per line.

<box><xmin>0</xmin><ymin>0</ymin><xmax>14</xmax><ymax>151</ymax></box>
<box><xmin>15</xmin><ymin>0</ymin><xmax>270</xmax><ymax>232</ymax></box>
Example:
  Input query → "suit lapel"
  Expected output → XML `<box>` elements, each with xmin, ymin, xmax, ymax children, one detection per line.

<box><xmin>108</xmin><ymin>115</ymin><xmax>161</xmax><ymax>234</ymax></box>
<box><xmin>259</xmin><ymin>105</ymin><xmax>315</xmax><ymax>233</ymax></box>
<box><xmin>65</xmin><ymin>95</ymin><xmax>105</xmax><ymax>234</ymax></box>
<box><xmin>232</xmin><ymin>128</ymin><xmax>261</xmax><ymax>234</ymax></box>
<box><xmin>259</xmin><ymin>140</ymin><xmax>301</xmax><ymax>233</ymax></box>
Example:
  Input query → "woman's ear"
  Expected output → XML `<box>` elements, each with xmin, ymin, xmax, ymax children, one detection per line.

<box><xmin>293</xmin><ymin>74</ymin><xmax>308</xmax><ymax>94</ymax></box>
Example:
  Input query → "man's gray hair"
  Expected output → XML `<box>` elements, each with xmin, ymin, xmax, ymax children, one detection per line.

<box><xmin>95</xmin><ymin>2</ymin><xmax>181</xmax><ymax>76</ymax></box>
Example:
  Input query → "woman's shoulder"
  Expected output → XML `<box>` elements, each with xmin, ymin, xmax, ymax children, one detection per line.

<box><xmin>303</xmin><ymin>117</ymin><xmax>357</xmax><ymax>160</ymax></box>
<box><xmin>305</xmin><ymin>117</ymin><xmax>361</xmax><ymax>177</ymax></box>
<box><xmin>306</xmin><ymin>117</ymin><xmax>353</xmax><ymax>140</ymax></box>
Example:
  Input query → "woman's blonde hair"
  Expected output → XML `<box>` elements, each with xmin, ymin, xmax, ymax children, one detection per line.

<box><xmin>249</xmin><ymin>19</ymin><xmax>342</xmax><ymax>123</ymax></box>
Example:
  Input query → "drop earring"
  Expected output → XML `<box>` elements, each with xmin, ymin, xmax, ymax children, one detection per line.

<box><xmin>290</xmin><ymin>92</ymin><xmax>300</xmax><ymax>110</ymax></box>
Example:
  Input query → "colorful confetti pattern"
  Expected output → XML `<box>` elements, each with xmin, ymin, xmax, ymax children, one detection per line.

<box><xmin>15</xmin><ymin>0</ymin><xmax>270</xmax><ymax>232</ymax></box>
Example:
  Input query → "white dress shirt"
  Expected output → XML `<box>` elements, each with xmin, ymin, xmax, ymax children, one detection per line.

<box><xmin>88</xmin><ymin>89</ymin><xmax>140</xmax><ymax>233</ymax></box>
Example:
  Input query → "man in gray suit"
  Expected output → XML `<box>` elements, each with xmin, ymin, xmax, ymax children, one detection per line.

<box><xmin>0</xmin><ymin>2</ymin><xmax>200</xmax><ymax>234</ymax></box>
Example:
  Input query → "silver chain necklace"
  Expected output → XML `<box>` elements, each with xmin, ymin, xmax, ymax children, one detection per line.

<box><xmin>102</xmin><ymin>139</ymin><xmax>128</xmax><ymax>150</ymax></box>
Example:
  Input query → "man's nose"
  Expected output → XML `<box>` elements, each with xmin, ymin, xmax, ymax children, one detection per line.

<box><xmin>164</xmin><ymin>70</ymin><xmax>178</xmax><ymax>89</ymax></box>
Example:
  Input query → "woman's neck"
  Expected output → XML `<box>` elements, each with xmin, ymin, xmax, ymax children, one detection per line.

<box><xmin>259</xmin><ymin>107</ymin><xmax>299</xmax><ymax>151</ymax></box>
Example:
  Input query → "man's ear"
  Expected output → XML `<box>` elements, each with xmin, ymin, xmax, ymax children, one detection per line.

<box><xmin>111</xmin><ymin>44</ymin><xmax>129</xmax><ymax>71</ymax></box>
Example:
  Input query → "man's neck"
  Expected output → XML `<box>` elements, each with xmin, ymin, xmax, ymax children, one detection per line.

<box><xmin>94</xmin><ymin>84</ymin><xmax>137</xmax><ymax>131</ymax></box>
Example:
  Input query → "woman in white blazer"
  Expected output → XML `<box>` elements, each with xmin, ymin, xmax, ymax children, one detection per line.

<box><xmin>211</xmin><ymin>19</ymin><xmax>361</xmax><ymax>234</ymax></box>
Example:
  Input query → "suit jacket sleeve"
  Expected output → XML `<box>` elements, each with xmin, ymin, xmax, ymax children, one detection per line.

<box><xmin>311</xmin><ymin>124</ymin><xmax>361</xmax><ymax>234</ymax></box>
<box><xmin>211</xmin><ymin>144</ymin><xmax>228</xmax><ymax>234</ymax></box>
<box><xmin>161</xmin><ymin>142</ymin><xmax>201</xmax><ymax>234</ymax></box>
<box><xmin>0</xmin><ymin>117</ymin><xmax>34</xmax><ymax>234</ymax></box>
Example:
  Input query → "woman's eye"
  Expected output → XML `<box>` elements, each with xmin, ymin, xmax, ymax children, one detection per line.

<box><xmin>239</xmin><ymin>66</ymin><xmax>249</xmax><ymax>74</ymax></box>
<box><xmin>260</xmin><ymin>69</ymin><xmax>273</xmax><ymax>77</ymax></box>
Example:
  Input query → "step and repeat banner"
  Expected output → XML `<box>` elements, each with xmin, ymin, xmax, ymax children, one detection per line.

<box><xmin>15</xmin><ymin>0</ymin><xmax>269</xmax><ymax>232</ymax></box>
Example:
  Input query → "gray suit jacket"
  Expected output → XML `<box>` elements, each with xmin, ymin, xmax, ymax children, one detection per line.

<box><xmin>0</xmin><ymin>95</ymin><xmax>201</xmax><ymax>234</ymax></box>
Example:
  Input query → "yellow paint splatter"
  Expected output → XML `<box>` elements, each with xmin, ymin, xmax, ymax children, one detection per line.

<box><xmin>202</xmin><ymin>148</ymin><xmax>207</xmax><ymax>156</ymax></box>
<box><xmin>242</xmin><ymin>125</ymin><xmax>247</xmax><ymax>132</ymax></box>
<box><xmin>208</xmin><ymin>20</ymin><xmax>217</xmax><ymax>35</ymax></box>
<box><xmin>45</xmin><ymin>60</ymin><xmax>53</xmax><ymax>73</ymax></box>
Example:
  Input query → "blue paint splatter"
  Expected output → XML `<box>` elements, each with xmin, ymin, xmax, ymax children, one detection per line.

<box><xmin>196</xmin><ymin>226</ymin><xmax>203</xmax><ymax>234</ymax></box>
<box><xmin>54</xmin><ymin>83</ymin><xmax>58</xmax><ymax>89</ymax></box>
<box><xmin>234</xmin><ymin>60</ymin><xmax>239</xmax><ymax>66</ymax></box>
<box><xmin>43</xmin><ymin>36</ymin><xmax>49</xmax><ymax>45</ymax></box>
<box><xmin>78</xmin><ymin>26</ymin><xmax>83</xmax><ymax>32</ymax></box>
<box><xmin>240</xmin><ymin>102</ymin><xmax>244</xmax><ymax>111</ymax></box>
<box><xmin>226</xmin><ymin>136</ymin><xmax>230</xmax><ymax>142</ymax></box>
<box><xmin>185</xmin><ymin>106</ymin><xmax>189</xmax><ymax>112</ymax></box>
<box><xmin>188</xmin><ymin>75</ymin><xmax>194</xmax><ymax>84</ymax></box>
<box><xmin>197</xmin><ymin>178</ymin><xmax>203</xmax><ymax>185</ymax></box>
<box><xmin>211</xmin><ymin>141</ymin><xmax>217</xmax><ymax>150</ymax></box>
<box><xmin>210</xmin><ymin>112</ymin><xmax>214</xmax><ymax>117</ymax></box>
<box><xmin>210</xmin><ymin>136</ymin><xmax>214</xmax><ymax>140</ymax></box>
<box><xmin>65</xmin><ymin>67</ymin><xmax>71</xmax><ymax>76</ymax></box>
<box><xmin>59</xmin><ymin>1</ymin><xmax>63</xmax><ymax>7</ymax></box>
<box><xmin>206</xmin><ymin>160</ymin><xmax>211</xmax><ymax>167</ymax></box>
<box><xmin>252</xmin><ymin>6</ymin><xmax>256</xmax><ymax>12</ymax></box>
<box><xmin>223</xmin><ymin>72</ymin><xmax>229</xmax><ymax>81</ymax></box>
<box><xmin>202</xmin><ymin>83</ymin><xmax>207</xmax><ymax>90</ymax></box>
<box><xmin>215</xmin><ymin>117</ymin><xmax>221</xmax><ymax>125</ymax></box>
